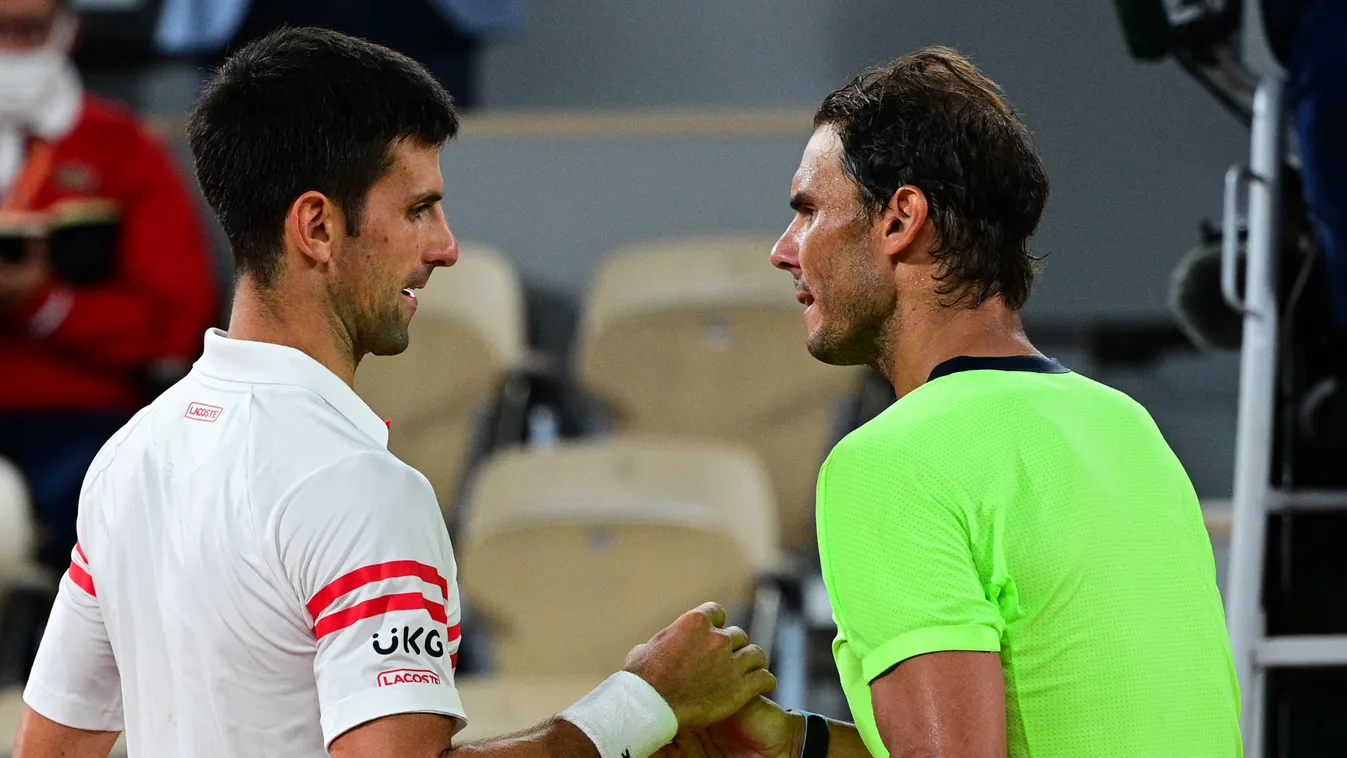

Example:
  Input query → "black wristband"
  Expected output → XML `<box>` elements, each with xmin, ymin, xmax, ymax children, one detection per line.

<box><xmin>797</xmin><ymin>711</ymin><xmax>829</xmax><ymax>758</ymax></box>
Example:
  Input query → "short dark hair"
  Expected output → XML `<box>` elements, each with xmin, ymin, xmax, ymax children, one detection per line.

<box><xmin>815</xmin><ymin>46</ymin><xmax>1049</xmax><ymax>309</ymax></box>
<box><xmin>187</xmin><ymin>27</ymin><xmax>459</xmax><ymax>287</ymax></box>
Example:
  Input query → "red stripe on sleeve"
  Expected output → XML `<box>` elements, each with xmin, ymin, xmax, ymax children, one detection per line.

<box><xmin>75</xmin><ymin>542</ymin><xmax>88</xmax><ymax>564</ymax></box>
<box><xmin>450</xmin><ymin>652</ymin><xmax>458</xmax><ymax>670</ymax></box>
<box><xmin>312</xmin><ymin>592</ymin><xmax>447</xmax><ymax>640</ymax></box>
<box><xmin>68</xmin><ymin>561</ymin><xmax>96</xmax><ymax>597</ymax></box>
<box><xmin>307</xmin><ymin>561</ymin><xmax>448</xmax><ymax>619</ymax></box>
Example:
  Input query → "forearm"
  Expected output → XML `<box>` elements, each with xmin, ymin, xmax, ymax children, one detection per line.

<box><xmin>13</xmin><ymin>705</ymin><xmax>120</xmax><ymax>758</ymax></box>
<box><xmin>453</xmin><ymin>718</ymin><xmax>599</xmax><ymax>758</ymax></box>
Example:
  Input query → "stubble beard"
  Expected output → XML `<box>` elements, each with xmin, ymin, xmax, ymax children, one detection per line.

<box><xmin>804</xmin><ymin>238</ymin><xmax>893</xmax><ymax>369</ymax></box>
<box><xmin>361</xmin><ymin>299</ymin><xmax>411</xmax><ymax>357</ymax></box>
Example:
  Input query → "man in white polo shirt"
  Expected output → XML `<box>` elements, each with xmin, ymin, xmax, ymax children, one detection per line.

<box><xmin>13</xmin><ymin>27</ymin><xmax>776</xmax><ymax>758</ymax></box>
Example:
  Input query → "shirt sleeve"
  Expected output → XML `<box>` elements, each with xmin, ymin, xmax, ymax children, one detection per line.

<box><xmin>816</xmin><ymin>436</ymin><xmax>1004</xmax><ymax>684</ymax></box>
<box><xmin>272</xmin><ymin>450</ymin><xmax>467</xmax><ymax>748</ymax></box>
<box><xmin>23</xmin><ymin>542</ymin><xmax>124</xmax><ymax>732</ymax></box>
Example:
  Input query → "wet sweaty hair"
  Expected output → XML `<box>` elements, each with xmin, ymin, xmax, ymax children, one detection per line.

<box><xmin>814</xmin><ymin>46</ymin><xmax>1049</xmax><ymax>309</ymax></box>
<box><xmin>187</xmin><ymin>27</ymin><xmax>459</xmax><ymax>288</ymax></box>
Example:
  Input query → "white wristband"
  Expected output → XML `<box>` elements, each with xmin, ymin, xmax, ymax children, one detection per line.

<box><xmin>559</xmin><ymin>671</ymin><xmax>678</xmax><ymax>758</ymax></box>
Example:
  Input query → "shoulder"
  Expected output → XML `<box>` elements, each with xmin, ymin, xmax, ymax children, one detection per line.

<box><xmin>822</xmin><ymin>380</ymin><xmax>971</xmax><ymax>476</ymax></box>
<box><xmin>248</xmin><ymin>389</ymin><xmax>430</xmax><ymax>503</ymax></box>
<box><xmin>81</xmin><ymin>406</ymin><xmax>155</xmax><ymax>492</ymax></box>
<box><xmin>269</xmin><ymin>448</ymin><xmax>446</xmax><ymax>572</ymax></box>
<box><xmin>289</xmin><ymin>448</ymin><xmax>432</xmax><ymax>508</ymax></box>
<box><xmin>257</xmin><ymin>387</ymin><xmax>437</xmax><ymax>526</ymax></box>
<box><xmin>817</xmin><ymin>402</ymin><xmax>957</xmax><ymax>520</ymax></box>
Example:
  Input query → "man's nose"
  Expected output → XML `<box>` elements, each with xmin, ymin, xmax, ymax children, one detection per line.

<box><xmin>428</xmin><ymin>209</ymin><xmax>460</xmax><ymax>268</ymax></box>
<box><xmin>770</xmin><ymin>231</ymin><xmax>799</xmax><ymax>272</ymax></box>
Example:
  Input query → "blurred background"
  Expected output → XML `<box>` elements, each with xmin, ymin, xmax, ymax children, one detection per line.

<box><xmin>2</xmin><ymin>0</ymin><xmax>1345</xmax><ymax>755</ymax></box>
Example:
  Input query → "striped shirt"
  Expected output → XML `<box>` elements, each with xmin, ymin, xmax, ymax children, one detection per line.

<box><xmin>25</xmin><ymin>328</ymin><xmax>466</xmax><ymax>756</ymax></box>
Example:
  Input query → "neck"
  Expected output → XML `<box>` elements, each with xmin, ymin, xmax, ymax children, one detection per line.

<box><xmin>226</xmin><ymin>276</ymin><xmax>360</xmax><ymax>387</ymax></box>
<box><xmin>879</xmin><ymin>294</ymin><xmax>1039</xmax><ymax>398</ymax></box>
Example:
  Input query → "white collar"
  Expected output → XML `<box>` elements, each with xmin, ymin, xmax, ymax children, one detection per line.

<box><xmin>193</xmin><ymin>328</ymin><xmax>389</xmax><ymax>448</ymax></box>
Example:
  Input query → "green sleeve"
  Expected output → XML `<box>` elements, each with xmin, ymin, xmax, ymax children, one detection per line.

<box><xmin>817</xmin><ymin>439</ymin><xmax>1003</xmax><ymax>683</ymax></box>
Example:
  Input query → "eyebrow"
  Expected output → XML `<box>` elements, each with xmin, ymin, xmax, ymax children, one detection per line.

<box><xmin>410</xmin><ymin>191</ymin><xmax>443</xmax><ymax>207</ymax></box>
<box><xmin>789</xmin><ymin>193</ymin><xmax>810</xmax><ymax>212</ymax></box>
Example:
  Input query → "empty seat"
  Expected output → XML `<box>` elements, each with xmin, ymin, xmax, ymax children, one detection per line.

<box><xmin>459</xmin><ymin>437</ymin><xmax>780</xmax><ymax>678</ymax></box>
<box><xmin>453</xmin><ymin>676</ymin><xmax>599</xmax><ymax>743</ymax></box>
<box><xmin>356</xmin><ymin>244</ymin><xmax>528</xmax><ymax>519</ymax></box>
<box><xmin>575</xmin><ymin>235</ymin><xmax>863</xmax><ymax>550</ymax></box>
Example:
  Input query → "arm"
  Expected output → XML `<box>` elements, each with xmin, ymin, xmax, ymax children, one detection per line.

<box><xmin>9</xmin><ymin>122</ymin><xmax>217</xmax><ymax>366</ymax></box>
<box><xmin>869</xmin><ymin>651</ymin><xmax>1005</xmax><ymax>758</ymax></box>
<box><xmin>16</xmin><ymin>543</ymin><xmax>124</xmax><ymax>758</ymax></box>
<box><xmin>815</xmin><ymin>438</ymin><xmax>1006</xmax><ymax>757</ymax></box>
<box><xmin>283</xmin><ymin>454</ymin><xmax>778</xmax><ymax>758</ymax></box>
<box><xmin>329</xmin><ymin>602</ymin><xmax>777</xmax><ymax>758</ymax></box>
<box><xmin>328</xmin><ymin>706</ymin><xmax>598</xmax><ymax>758</ymax></box>
<box><xmin>660</xmin><ymin>652</ymin><xmax>1005</xmax><ymax>758</ymax></box>
<box><xmin>669</xmin><ymin>436</ymin><xmax>1009</xmax><ymax>758</ymax></box>
<box><xmin>12</xmin><ymin>707</ymin><xmax>119</xmax><ymax>758</ymax></box>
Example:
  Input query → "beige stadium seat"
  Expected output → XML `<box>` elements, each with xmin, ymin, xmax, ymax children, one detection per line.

<box><xmin>356</xmin><ymin>244</ymin><xmax>528</xmax><ymax>519</ymax></box>
<box><xmin>0</xmin><ymin>687</ymin><xmax>18</xmax><ymax>757</ymax></box>
<box><xmin>0</xmin><ymin>458</ymin><xmax>34</xmax><ymax>597</ymax></box>
<box><xmin>575</xmin><ymin>235</ymin><xmax>863</xmax><ymax>550</ymax></box>
<box><xmin>453</xmin><ymin>676</ymin><xmax>599</xmax><ymax>743</ymax></box>
<box><xmin>459</xmin><ymin>438</ymin><xmax>781</xmax><ymax>678</ymax></box>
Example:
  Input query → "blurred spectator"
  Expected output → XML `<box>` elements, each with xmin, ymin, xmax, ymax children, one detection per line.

<box><xmin>1263</xmin><ymin>0</ymin><xmax>1347</xmax><ymax>329</ymax></box>
<box><xmin>0</xmin><ymin>0</ymin><xmax>218</xmax><ymax>572</ymax></box>
<box><xmin>155</xmin><ymin>0</ymin><xmax>525</xmax><ymax>109</ymax></box>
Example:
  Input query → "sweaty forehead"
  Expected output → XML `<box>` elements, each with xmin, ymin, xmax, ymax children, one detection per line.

<box><xmin>792</xmin><ymin>126</ymin><xmax>847</xmax><ymax>195</ymax></box>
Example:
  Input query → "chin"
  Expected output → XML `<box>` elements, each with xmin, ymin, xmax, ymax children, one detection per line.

<box><xmin>806</xmin><ymin>327</ymin><xmax>875</xmax><ymax>367</ymax></box>
<box><xmin>365</xmin><ymin>323</ymin><xmax>411</xmax><ymax>357</ymax></box>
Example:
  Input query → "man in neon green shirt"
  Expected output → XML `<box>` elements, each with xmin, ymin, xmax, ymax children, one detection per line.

<box><xmin>664</xmin><ymin>46</ymin><xmax>1240</xmax><ymax>758</ymax></box>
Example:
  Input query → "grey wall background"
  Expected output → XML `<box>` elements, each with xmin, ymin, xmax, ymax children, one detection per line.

<box><xmin>438</xmin><ymin>0</ymin><xmax>1253</xmax><ymax>495</ymax></box>
<box><xmin>474</xmin><ymin>0</ymin><xmax>1251</xmax><ymax>316</ymax></box>
<box><xmin>130</xmin><ymin>0</ymin><xmax>1252</xmax><ymax>496</ymax></box>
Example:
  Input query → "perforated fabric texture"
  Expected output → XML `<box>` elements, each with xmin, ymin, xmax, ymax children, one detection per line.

<box><xmin>817</xmin><ymin>365</ymin><xmax>1240</xmax><ymax>758</ymax></box>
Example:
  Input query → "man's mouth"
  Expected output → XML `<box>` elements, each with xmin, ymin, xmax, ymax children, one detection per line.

<box><xmin>401</xmin><ymin>279</ymin><xmax>427</xmax><ymax>304</ymax></box>
<box><xmin>794</xmin><ymin>280</ymin><xmax>814</xmax><ymax>307</ymax></box>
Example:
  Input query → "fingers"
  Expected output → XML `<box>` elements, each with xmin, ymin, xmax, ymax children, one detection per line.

<box><xmin>734</xmin><ymin>643</ymin><xmax>768</xmax><ymax>673</ymax></box>
<box><xmin>724</xmin><ymin>625</ymin><xmax>750</xmax><ymax>651</ymax></box>
<box><xmin>741</xmin><ymin>666</ymin><xmax>778</xmax><ymax>699</ymax></box>
<box><xmin>692</xmin><ymin>601</ymin><xmax>727</xmax><ymax>629</ymax></box>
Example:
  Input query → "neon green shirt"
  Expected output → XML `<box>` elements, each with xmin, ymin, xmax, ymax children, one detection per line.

<box><xmin>817</xmin><ymin>356</ymin><xmax>1240</xmax><ymax>758</ymax></box>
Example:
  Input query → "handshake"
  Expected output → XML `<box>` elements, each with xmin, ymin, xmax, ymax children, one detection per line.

<box><xmin>600</xmin><ymin>602</ymin><xmax>807</xmax><ymax>758</ymax></box>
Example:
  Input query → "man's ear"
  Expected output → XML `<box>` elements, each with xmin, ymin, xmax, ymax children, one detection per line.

<box><xmin>287</xmin><ymin>191</ymin><xmax>343</xmax><ymax>265</ymax></box>
<box><xmin>878</xmin><ymin>185</ymin><xmax>931</xmax><ymax>262</ymax></box>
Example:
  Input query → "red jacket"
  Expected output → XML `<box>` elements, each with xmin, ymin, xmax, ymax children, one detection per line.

<box><xmin>1</xmin><ymin>95</ymin><xmax>218</xmax><ymax>412</ymax></box>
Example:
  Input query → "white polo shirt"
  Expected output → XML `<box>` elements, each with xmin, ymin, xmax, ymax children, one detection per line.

<box><xmin>24</xmin><ymin>328</ymin><xmax>468</xmax><ymax>756</ymax></box>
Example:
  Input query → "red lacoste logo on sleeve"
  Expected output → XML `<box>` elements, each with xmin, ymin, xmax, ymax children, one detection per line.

<box><xmin>377</xmin><ymin>668</ymin><xmax>441</xmax><ymax>687</ymax></box>
<box><xmin>184</xmin><ymin>402</ymin><xmax>223</xmax><ymax>422</ymax></box>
